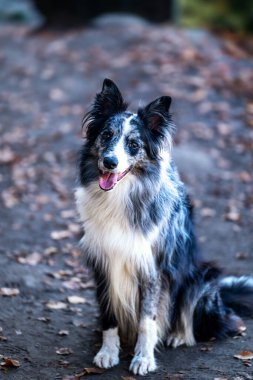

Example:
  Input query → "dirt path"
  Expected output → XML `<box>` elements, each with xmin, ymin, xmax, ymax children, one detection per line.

<box><xmin>0</xmin><ymin>17</ymin><xmax>253</xmax><ymax>380</ymax></box>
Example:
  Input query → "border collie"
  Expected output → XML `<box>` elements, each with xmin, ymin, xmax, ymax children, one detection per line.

<box><xmin>75</xmin><ymin>79</ymin><xmax>253</xmax><ymax>376</ymax></box>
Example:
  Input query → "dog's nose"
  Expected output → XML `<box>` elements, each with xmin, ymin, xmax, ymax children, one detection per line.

<box><xmin>103</xmin><ymin>156</ymin><xmax>118</xmax><ymax>169</ymax></box>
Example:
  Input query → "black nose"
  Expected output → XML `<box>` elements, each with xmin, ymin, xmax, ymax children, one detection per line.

<box><xmin>103</xmin><ymin>156</ymin><xmax>118</xmax><ymax>169</ymax></box>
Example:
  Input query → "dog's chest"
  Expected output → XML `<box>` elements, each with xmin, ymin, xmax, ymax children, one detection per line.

<box><xmin>76</xmin><ymin>184</ymin><xmax>154</xmax><ymax>267</ymax></box>
<box><xmin>76</xmin><ymin>184</ymin><xmax>156</xmax><ymax>327</ymax></box>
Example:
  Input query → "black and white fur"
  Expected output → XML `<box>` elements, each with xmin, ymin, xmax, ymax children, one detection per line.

<box><xmin>75</xmin><ymin>79</ymin><xmax>253</xmax><ymax>375</ymax></box>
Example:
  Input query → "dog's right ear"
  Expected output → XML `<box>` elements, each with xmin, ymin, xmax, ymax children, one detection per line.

<box><xmin>94</xmin><ymin>78</ymin><xmax>128</xmax><ymax>118</ymax></box>
<box><xmin>82</xmin><ymin>79</ymin><xmax>128</xmax><ymax>143</ymax></box>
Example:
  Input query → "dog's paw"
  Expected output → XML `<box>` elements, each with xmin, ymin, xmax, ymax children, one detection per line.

<box><xmin>167</xmin><ymin>334</ymin><xmax>195</xmax><ymax>348</ymax></box>
<box><xmin>129</xmin><ymin>354</ymin><xmax>156</xmax><ymax>376</ymax></box>
<box><xmin>167</xmin><ymin>335</ymin><xmax>186</xmax><ymax>348</ymax></box>
<box><xmin>93</xmin><ymin>347</ymin><xmax>119</xmax><ymax>369</ymax></box>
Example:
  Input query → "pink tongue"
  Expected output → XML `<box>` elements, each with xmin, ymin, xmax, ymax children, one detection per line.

<box><xmin>99</xmin><ymin>172</ymin><xmax>118</xmax><ymax>191</ymax></box>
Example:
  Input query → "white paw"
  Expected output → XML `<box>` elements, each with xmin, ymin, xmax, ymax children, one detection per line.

<box><xmin>167</xmin><ymin>334</ymin><xmax>186</xmax><ymax>348</ymax></box>
<box><xmin>129</xmin><ymin>354</ymin><xmax>156</xmax><ymax>376</ymax></box>
<box><xmin>167</xmin><ymin>334</ymin><xmax>195</xmax><ymax>348</ymax></box>
<box><xmin>93</xmin><ymin>347</ymin><xmax>119</xmax><ymax>369</ymax></box>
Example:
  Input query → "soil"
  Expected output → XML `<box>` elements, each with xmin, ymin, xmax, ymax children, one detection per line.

<box><xmin>0</xmin><ymin>14</ymin><xmax>253</xmax><ymax>380</ymax></box>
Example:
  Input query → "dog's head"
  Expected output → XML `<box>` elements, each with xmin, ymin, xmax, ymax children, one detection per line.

<box><xmin>82</xmin><ymin>79</ymin><xmax>173</xmax><ymax>191</ymax></box>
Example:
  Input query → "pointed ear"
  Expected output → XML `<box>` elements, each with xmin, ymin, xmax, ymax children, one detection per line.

<box><xmin>94</xmin><ymin>78</ymin><xmax>128</xmax><ymax>118</ymax></box>
<box><xmin>138</xmin><ymin>96</ymin><xmax>172</xmax><ymax>130</ymax></box>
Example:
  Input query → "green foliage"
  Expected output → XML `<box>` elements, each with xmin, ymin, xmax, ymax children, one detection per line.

<box><xmin>180</xmin><ymin>0</ymin><xmax>253</xmax><ymax>32</ymax></box>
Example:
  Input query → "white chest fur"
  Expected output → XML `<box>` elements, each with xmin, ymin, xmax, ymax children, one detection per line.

<box><xmin>75</xmin><ymin>179</ymin><xmax>155</xmax><ymax>328</ymax></box>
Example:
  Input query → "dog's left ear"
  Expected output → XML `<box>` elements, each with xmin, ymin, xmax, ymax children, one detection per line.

<box><xmin>94</xmin><ymin>78</ymin><xmax>128</xmax><ymax>118</ymax></box>
<box><xmin>138</xmin><ymin>96</ymin><xmax>172</xmax><ymax>131</ymax></box>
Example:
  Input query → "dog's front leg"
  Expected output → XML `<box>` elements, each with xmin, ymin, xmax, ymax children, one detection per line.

<box><xmin>129</xmin><ymin>273</ymin><xmax>160</xmax><ymax>376</ymax></box>
<box><xmin>93</xmin><ymin>269</ymin><xmax>120</xmax><ymax>369</ymax></box>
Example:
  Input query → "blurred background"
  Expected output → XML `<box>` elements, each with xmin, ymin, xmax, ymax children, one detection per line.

<box><xmin>0</xmin><ymin>1</ymin><xmax>253</xmax><ymax>379</ymax></box>
<box><xmin>0</xmin><ymin>0</ymin><xmax>252</xmax><ymax>31</ymax></box>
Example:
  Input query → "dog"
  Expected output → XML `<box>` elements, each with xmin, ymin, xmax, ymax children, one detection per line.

<box><xmin>75</xmin><ymin>78</ymin><xmax>253</xmax><ymax>376</ymax></box>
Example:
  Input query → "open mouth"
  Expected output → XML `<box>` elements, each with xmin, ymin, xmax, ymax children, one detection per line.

<box><xmin>99</xmin><ymin>168</ymin><xmax>131</xmax><ymax>191</ymax></box>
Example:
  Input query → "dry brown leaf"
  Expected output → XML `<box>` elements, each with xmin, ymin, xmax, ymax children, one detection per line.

<box><xmin>51</xmin><ymin>230</ymin><xmax>72</xmax><ymax>240</ymax></box>
<box><xmin>200</xmin><ymin>208</ymin><xmax>216</xmax><ymax>218</ymax></box>
<box><xmin>58</xmin><ymin>330</ymin><xmax>69</xmax><ymax>336</ymax></box>
<box><xmin>44</xmin><ymin>246</ymin><xmax>58</xmax><ymax>256</ymax></box>
<box><xmin>121</xmin><ymin>377</ymin><xmax>136</xmax><ymax>380</ymax></box>
<box><xmin>1</xmin><ymin>188</ymin><xmax>19</xmax><ymax>208</ymax></box>
<box><xmin>49</xmin><ymin>88</ymin><xmax>66</xmax><ymax>102</ymax></box>
<box><xmin>48</xmin><ymin>270</ymin><xmax>72</xmax><ymax>279</ymax></box>
<box><xmin>67</xmin><ymin>296</ymin><xmax>86</xmax><ymax>305</ymax></box>
<box><xmin>166</xmin><ymin>373</ymin><xmax>184</xmax><ymax>380</ymax></box>
<box><xmin>61</xmin><ymin>210</ymin><xmax>76</xmax><ymax>219</ymax></box>
<box><xmin>17</xmin><ymin>252</ymin><xmax>42</xmax><ymax>266</ymax></box>
<box><xmin>224</xmin><ymin>210</ymin><xmax>241</xmax><ymax>223</ymax></box>
<box><xmin>75</xmin><ymin>367</ymin><xmax>106</xmax><ymax>377</ymax></box>
<box><xmin>56</xmin><ymin>347</ymin><xmax>73</xmax><ymax>355</ymax></box>
<box><xmin>234</xmin><ymin>351</ymin><xmax>253</xmax><ymax>360</ymax></box>
<box><xmin>1</xmin><ymin>357</ymin><xmax>20</xmax><ymax>368</ymax></box>
<box><xmin>235</xmin><ymin>252</ymin><xmax>249</xmax><ymax>260</ymax></box>
<box><xmin>239</xmin><ymin>171</ymin><xmax>252</xmax><ymax>183</ymax></box>
<box><xmin>37</xmin><ymin>317</ymin><xmax>51</xmax><ymax>323</ymax></box>
<box><xmin>0</xmin><ymin>287</ymin><xmax>20</xmax><ymax>296</ymax></box>
<box><xmin>46</xmin><ymin>301</ymin><xmax>67</xmax><ymax>310</ymax></box>
<box><xmin>0</xmin><ymin>147</ymin><xmax>19</xmax><ymax>164</ymax></box>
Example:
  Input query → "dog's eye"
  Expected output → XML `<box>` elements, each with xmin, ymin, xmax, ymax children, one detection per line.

<box><xmin>128</xmin><ymin>140</ymin><xmax>139</xmax><ymax>150</ymax></box>
<box><xmin>102</xmin><ymin>130</ymin><xmax>113</xmax><ymax>140</ymax></box>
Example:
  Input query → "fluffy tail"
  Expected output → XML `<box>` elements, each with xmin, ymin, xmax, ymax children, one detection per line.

<box><xmin>193</xmin><ymin>275</ymin><xmax>253</xmax><ymax>341</ymax></box>
<box><xmin>220</xmin><ymin>276</ymin><xmax>253</xmax><ymax>317</ymax></box>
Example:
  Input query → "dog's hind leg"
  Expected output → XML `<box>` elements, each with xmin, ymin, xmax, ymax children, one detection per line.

<box><xmin>129</xmin><ymin>273</ymin><xmax>161</xmax><ymax>376</ymax></box>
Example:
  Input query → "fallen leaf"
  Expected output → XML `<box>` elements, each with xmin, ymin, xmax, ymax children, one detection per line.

<box><xmin>75</xmin><ymin>367</ymin><xmax>106</xmax><ymax>377</ymax></box>
<box><xmin>0</xmin><ymin>288</ymin><xmax>20</xmax><ymax>296</ymax></box>
<box><xmin>121</xmin><ymin>377</ymin><xmax>136</xmax><ymax>380</ymax></box>
<box><xmin>1</xmin><ymin>188</ymin><xmax>19</xmax><ymax>208</ymax></box>
<box><xmin>239</xmin><ymin>171</ymin><xmax>252</xmax><ymax>183</ymax></box>
<box><xmin>44</xmin><ymin>247</ymin><xmax>58</xmax><ymax>256</ymax></box>
<box><xmin>58</xmin><ymin>330</ymin><xmax>69</xmax><ymax>336</ymax></box>
<box><xmin>1</xmin><ymin>357</ymin><xmax>20</xmax><ymax>368</ymax></box>
<box><xmin>48</xmin><ymin>270</ymin><xmax>72</xmax><ymax>279</ymax></box>
<box><xmin>67</xmin><ymin>296</ymin><xmax>86</xmax><ymax>305</ymax></box>
<box><xmin>0</xmin><ymin>336</ymin><xmax>8</xmax><ymax>341</ymax></box>
<box><xmin>61</xmin><ymin>210</ymin><xmax>77</xmax><ymax>219</ymax></box>
<box><xmin>224</xmin><ymin>210</ymin><xmax>241</xmax><ymax>223</ymax></box>
<box><xmin>51</xmin><ymin>230</ymin><xmax>72</xmax><ymax>240</ymax></box>
<box><xmin>234</xmin><ymin>351</ymin><xmax>253</xmax><ymax>360</ymax></box>
<box><xmin>200</xmin><ymin>208</ymin><xmax>216</xmax><ymax>218</ymax></box>
<box><xmin>166</xmin><ymin>373</ymin><xmax>184</xmax><ymax>379</ymax></box>
<box><xmin>72</xmin><ymin>320</ymin><xmax>88</xmax><ymax>328</ymax></box>
<box><xmin>17</xmin><ymin>252</ymin><xmax>42</xmax><ymax>266</ymax></box>
<box><xmin>46</xmin><ymin>301</ymin><xmax>67</xmax><ymax>310</ymax></box>
<box><xmin>235</xmin><ymin>252</ymin><xmax>249</xmax><ymax>260</ymax></box>
<box><xmin>37</xmin><ymin>317</ymin><xmax>51</xmax><ymax>323</ymax></box>
<box><xmin>0</xmin><ymin>147</ymin><xmax>17</xmax><ymax>164</ymax></box>
<box><xmin>49</xmin><ymin>88</ymin><xmax>66</xmax><ymax>102</ymax></box>
<box><xmin>56</xmin><ymin>347</ymin><xmax>73</xmax><ymax>355</ymax></box>
<box><xmin>200</xmin><ymin>346</ymin><xmax>212</xmax><ymax>352</ymax></box>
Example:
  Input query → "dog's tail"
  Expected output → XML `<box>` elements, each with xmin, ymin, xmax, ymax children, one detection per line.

<box><xmin>193</xmin><ymin>275</ymin><xmax>253</xmax><ymax>341</ymax></box>
<box><xmin>219</xmin><ymin>276</ymin><xmax>253</xmax><ymax>317</ymax></box>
